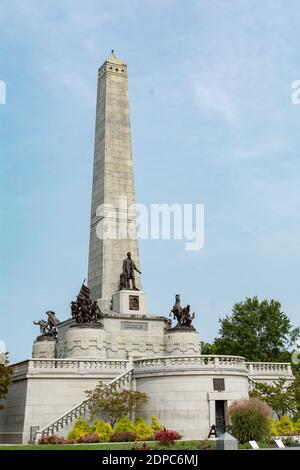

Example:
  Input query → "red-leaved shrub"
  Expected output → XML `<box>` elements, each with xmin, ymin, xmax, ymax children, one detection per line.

<box><xmin>78</xmin><ymin>432</ymin><xmax>100</xmax><ymax>443</ymax></box>
<box><xmin>154</xmin><ymin>428</ymin><xmax>182</xmax><ymax>446</ymax></box>
<box><xmin>110</xmin><ymin>431</ymin><xmax>136</xmax><ymax>442</ymax></box>
<box><xmin>38</xmin><ymin>434</ymin><xmax>67</xmax><ymax>445</ymax></box>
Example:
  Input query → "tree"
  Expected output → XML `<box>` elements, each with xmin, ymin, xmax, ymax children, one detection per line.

<box><xmin>291</xmin><ymin>348</ymin><xmax>300</xmax><ymax>417</ymax></box>
<box><xmin>86</xmin><ymin>382</ymin><xmax>148</xmax><ymax>427</ymax></box>
<box><xmin>212</xmin><ymin>297</ymin><xmax>299</xmax><ymax>362</ymax></box>
<box><xmin>0</xmin><ymin>353</ymin><xmax>12</xmax><ymax>410</ymax></box>
<box><xmin>250</xmin><ymin>378</ymin><xmax>297</xmax><ymax>419</ymax></box>
<box><xmin>294</xmin><ymin>373</ymin><xmax>300</xmax><ymax>418</ymax></box>
<box><xmin>200</xmin><ymin>341</ymin><xmax>217</xmax><ymax>355</ymax></box>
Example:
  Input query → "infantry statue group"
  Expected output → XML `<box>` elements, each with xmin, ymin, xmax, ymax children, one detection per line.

<box><xmin>70</xmin><ymin>283</ymin><xmax>101</xmax><ymax>323</ymax></box>
<box><xmin>34</xmin><ymin>253</ymin><xmax>195</xmax><ymax>337</ymax></box>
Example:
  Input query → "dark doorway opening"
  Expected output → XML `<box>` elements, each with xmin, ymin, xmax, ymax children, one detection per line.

<box><xmin>215</xmin><ymin>400</ymin><xmax>226</xmax><ymax>436</ymax></box>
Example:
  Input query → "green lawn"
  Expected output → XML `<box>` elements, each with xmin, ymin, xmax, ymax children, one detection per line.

<box><xmin>0</xmin><ymin>440</ymin><xmax>215</xmax><ymax>451</ymax></box>
<box><xmin>0</xmin><ymin>443</ymin><xmax>134</xmax><ymax>450</ymax></box>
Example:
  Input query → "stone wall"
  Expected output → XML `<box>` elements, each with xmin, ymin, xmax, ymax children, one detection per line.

<box><xmin>135</xmin><ymin>374</ymin><xmax>249</xmax><ymax>439</ymax></box>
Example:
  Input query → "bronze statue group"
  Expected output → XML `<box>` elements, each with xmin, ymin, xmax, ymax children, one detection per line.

<box><xmin>34</xmin><ymin>254</ymin><xmax>196</xmax><ymax>337</ymax></box>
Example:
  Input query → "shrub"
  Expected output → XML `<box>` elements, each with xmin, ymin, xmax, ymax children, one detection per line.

<box><xmin>67</xmin><ymin>418</ymin><xmax>92</xmax><ymax>442</ymax></box>
<box><xmin>134</xmin><ymin>417</ymin><xmax>154</xmax><ymax>441</ymax></box>
<box><xmin>78</xmin><ymin>432</ymin><xmax>100</xmax><ymax>443</ymax></box>
<box><xmin>38</xmin><ymin>434</ymin><xmax>67</xmax><ymax>445</ymax></box>
<box><xmin>154</xmin><ymin>428</ymin><xmax>182</xmax><ymax>446</ymax></box>
<box><xmin>269</xmin><ymin>419</ymin><xmax>279</xmax><ymax>436</ymax></box>
<box><xmin>293</xmin><ymin>418</ymin><xmax>300</xmax><ymax>434</ymax></box>
<box><xmin>269</xmin><ymin>416</ymin><xmax>300</xmax><ymax>436</ymax></box>
<box><xmin>276</xmin><ymin>416</ymin><xmax>295</xmax><ymax>436</ymax></box>
<box><xmin>110</xmin><ymin>431</ymin><xmax>136</xmax><ymax>442</ymax></box>
<box><xmin>229</xmin><ymin>398</ymin><xmax>272</xmax><ymax>444</ymax></box>
<box><xmin>150</xmin><ymin>416</ymin><xmax>163</xmax><ymax>433</ymax></box>
<box><xmin>91</xmin><ymin>420</ymin><xmax>113</xmax><ymax>442</ymax></box>
<box><xmin>113</xmin><ymin>416</ymin><xmax>136</xmax><ymax>433</ymax></box>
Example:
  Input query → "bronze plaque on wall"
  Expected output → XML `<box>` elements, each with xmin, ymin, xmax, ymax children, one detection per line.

<box><xmin>129</xmin><ymin>295</ymin><xmax>139</xmax><ymax>310</ymax></box>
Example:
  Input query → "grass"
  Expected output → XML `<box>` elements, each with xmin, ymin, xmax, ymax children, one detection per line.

<box><xmin>0</xmin><ymin>443</ymin><xmax>134</xmax><ymax>450</ymax></box>
<box><xmin>0</xmin><ymin>440</ymin><xmax>215</xmax><ymax>451</ymax></box>
<box><xmin>238</xmin><ymin>441</ymin><xmax>274</xmax><ymax>450</ymax></box>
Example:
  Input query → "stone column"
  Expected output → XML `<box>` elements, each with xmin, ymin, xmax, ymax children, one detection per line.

<box><xmin>88</xmin><ymin>52</ymin><xmax>141</xmax><ymax>310</ymax></box>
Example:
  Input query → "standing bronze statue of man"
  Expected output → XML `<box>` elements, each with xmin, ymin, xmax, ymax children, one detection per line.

<box><xmin>121</xmin><ymin>252</ymin><xmax>141</xmax><ymax>290</ymax></box>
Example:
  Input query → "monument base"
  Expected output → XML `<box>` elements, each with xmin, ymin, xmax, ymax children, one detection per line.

<box><xmin>165</xmin><ymin>328</ymin><xmax>200</xmax><ymax>356</ymax></box>
<box><xmin>59</xmin><ymin>323</ymin><xmax>106</xmax><ymax>359</ymax></box>
<box><xmin>112</xmin><ymin>289</ymin><xmax>147</xmax><ymax>316</ymax></box>
<box><xmin>32</xmin><ymin>336</ymin><xmax>56</xmax><ymax>359</ymax></box>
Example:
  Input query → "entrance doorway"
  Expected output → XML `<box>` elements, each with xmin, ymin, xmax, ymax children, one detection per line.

<box><xmin>215</xmin><ymin>400</ymin><xmax>227</xmax><ymax>436</ymax></box>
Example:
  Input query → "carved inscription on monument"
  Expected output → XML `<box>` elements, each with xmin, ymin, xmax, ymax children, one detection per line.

<box><xmin>129</xmin><ymin>295</ymin><xmax>139</xmax><ymax>311</ymax></box>
<box><xmin>121</xmin><ymin>321</ymin><xmax>148</xmax><ymax>331</ymax></box>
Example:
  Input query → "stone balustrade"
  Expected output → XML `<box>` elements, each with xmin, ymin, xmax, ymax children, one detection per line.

<box><xmin>246</xmin><ymin>362</ymin><xmax>293</xmax><ymax>376</ymax></box>
<box><xmin>31</xmin><ymin>359</ymin><xmax>129</xmax><ymax>370</ymax></box>
<box><xmin>12</xmin><ymin>359</ymin><xmax>129</xmax><ymax>379</ymax></box>
<box><xmin>11</xmin><ymin>357</ymin><xmax>293</xmax><ymax>381</ymax></box>
<box><xmin>133</xmin><ymin>355</ymin><xmax>247</xmax><ymax>372</ymax></box>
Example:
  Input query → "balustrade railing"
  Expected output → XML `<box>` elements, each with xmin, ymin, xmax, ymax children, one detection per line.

<box><xmin>133</xmin><ymin>355</ymin><xmax>247</xmax><ymax>370</ymax></box>
<box><xmin>246</xmin><ymin>362</ymin><xmax>292</xmax><ymax>376</ymax></box>
<box><xmin>12</xmin><ymin>359</ymin><xmax>129</xmax><ymax>376</ymax></box>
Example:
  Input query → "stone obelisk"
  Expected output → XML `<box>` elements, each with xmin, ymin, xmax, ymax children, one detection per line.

<box><xmin>88</xmin><ymin>52</ymin><xmax>140</xmax><ymax>309</ymax></box>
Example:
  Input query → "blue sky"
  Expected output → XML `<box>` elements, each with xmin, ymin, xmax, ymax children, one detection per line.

<box><xmin>0</xmin><ymin>0</ymin><xmax>300</xmax><ymax>363</ymax></box>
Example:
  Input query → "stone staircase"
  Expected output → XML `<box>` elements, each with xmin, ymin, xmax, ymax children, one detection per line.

<box><xmin>37</xmin><ymin>367</ymin><xmax>134</xmax><ymax>440</ymax></box>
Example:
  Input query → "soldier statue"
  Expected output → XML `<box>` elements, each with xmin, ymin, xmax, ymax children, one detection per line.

<box><xmin>33</xmin><ymin>311</ymin><xmax>60</xmax><ymax>338</ymax></box>
<box><xmin>70</xmin><ymin>282</ymin><xmax>102</xmax><ymax>324</ymax></box>
<box><xmin>181</xmin><ymin>305</ymin><xmax>195</xmax><ymax>328</ymax></box>
<box><xmin>169</xmin><ymin>294</ymin><xmax>195</xmax><ymax>329</ymax></box>
<box><xmin>170</xmin><ymin>294</ymin><xmax>183</xmax><ymax>323</ymax></box>
<box><xmin>33</xmin><ymin>319</ymin><xmax>48</xmax><ymax>336</ymax></box>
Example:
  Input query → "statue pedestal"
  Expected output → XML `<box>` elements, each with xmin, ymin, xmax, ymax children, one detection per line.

<box><xmin>32</xmin><ymin>336</ymin><xmax>57</xmax><ymax>359</ymax></box>
<box><xmin>112</xmin><ymin>290</ymin><xmax>147</xmax><ymax>316</ymax></box>
<box><xmin>61</xmin><ymin>323</ymin><xmax>106</xmax><ymax>359</ymax></box>
<box><xmin>164</xmin><ymin>327</ymin><xmax>200</xmax><ymax>356</ymax></box>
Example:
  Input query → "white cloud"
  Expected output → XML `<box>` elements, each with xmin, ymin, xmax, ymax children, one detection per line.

<box><xmin>192</xmin><ymin>76</ymin><xmax>236</xmax><ymax>122</ymax></box>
